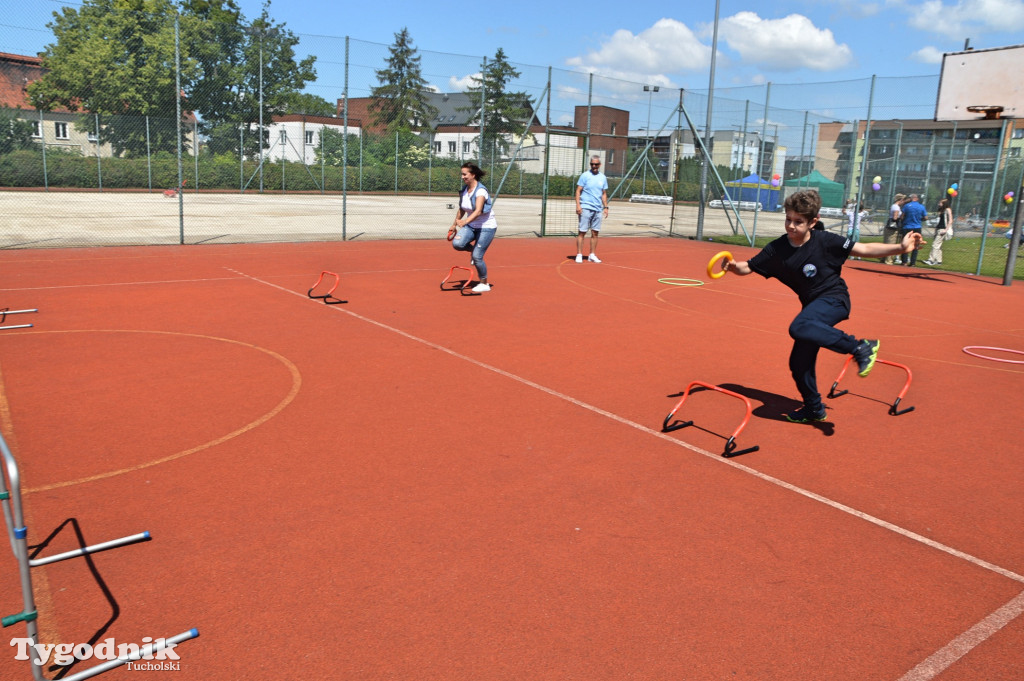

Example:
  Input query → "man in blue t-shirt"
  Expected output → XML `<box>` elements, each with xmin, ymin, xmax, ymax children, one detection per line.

<box><xmin>898</xmin><ymin>194</ymin><xmax>927</xmax><ymax>266</ymax></box>
<box><xmin>721</xmin><ymin>190</ymin><xmax>925</xmax><ymax>423</ymax></box>
<box><xmin>574</xmin><ymin>156</ymin><xmax>609</xmax><ymax>263</ymax></box>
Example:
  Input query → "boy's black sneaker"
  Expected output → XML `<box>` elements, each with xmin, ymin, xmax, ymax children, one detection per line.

<box><xmin>853</xmin><ymin>339</ymin><xmax>880</xmax><ymax>377</ymax></box>
<box><xmin>785</xmin><ymin>405</ymin><xmax>827</xmax><ymax>423</ymax></box>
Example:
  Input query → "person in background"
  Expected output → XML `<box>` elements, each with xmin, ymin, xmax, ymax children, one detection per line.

<box><xmin>924</xmin><ymin>198</ymin><xmax>953</xmax><ymax>266</ymax></box>
<box><xmin>898</xmin><ymin>194</ymin><xmax>927</xmax><ymax>266</ymax></box>
<box><xmin>574</xmin><ymin>155</ymin><xmax>608</xmax><ymax>263</ymax></box>
<box><xmin>883</xmin><ymin>194</ymin><xmax>906</xmax><ymax>265</ymax></box>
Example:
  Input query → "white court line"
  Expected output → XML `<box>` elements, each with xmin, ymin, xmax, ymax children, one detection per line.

<box><xmin>895</xmin><ymin>589</ymin><xmax>1024</xmax><ymax>681</ymax></box>
<box><xmin>230</xmin><ymin>266</ymin><xmax>1024</xmax><ymax>678</ymax></box>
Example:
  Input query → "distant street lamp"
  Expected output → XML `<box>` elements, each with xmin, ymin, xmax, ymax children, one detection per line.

<box><xmin>643</xmin><ymin>85</ymin><xmax>660</xmax><ymax>194</ymax></box>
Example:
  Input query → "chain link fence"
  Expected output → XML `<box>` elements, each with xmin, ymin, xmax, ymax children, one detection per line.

<box><xmin>1</xmin><ymin>3</ymin><xmax>1021</xmax><ymax>278</ymax></box>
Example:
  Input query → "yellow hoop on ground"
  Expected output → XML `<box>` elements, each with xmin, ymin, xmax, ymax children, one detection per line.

<box><xmin>707</xmin><ymin>251</ymin><xmax>734</xmax><ymax>279</ymax></box>
<box><xmin>658</xmin><ymin>278</ymin><xmax>704</xmax><ymax>287</ymax></box>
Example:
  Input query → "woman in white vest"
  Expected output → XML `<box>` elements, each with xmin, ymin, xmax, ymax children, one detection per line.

<box><xmin>449</xmin><ymin>162</ymin><xmax>498</xmax><ymax>293</ymax></box>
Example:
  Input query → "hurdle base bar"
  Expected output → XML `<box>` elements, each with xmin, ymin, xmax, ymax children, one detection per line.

<box><xmin>307</xmin><ymin>271</ymin><xmax>347</xmax><ymax>304</ymax></box>
<box><xmin>661</xmin><ymin>381</ymin><xmax>759</xmax><ymax>457</ymax></box>
<box><xmin>58</xmin><ymin>628</ymin><xmax>199</xmax><ymax>681</ymax></box>
<box><xmin>29</xmin><ymin>531</ymin><xmax>151</xmax><ymax>568</ymax></box>
<box><xmin>828</xmin><ymin>355</ymin><xmax>915</xmax><ymax>416</ymax></box>
<box><xmin>0</xmin><ymin>308</ymin><xmax>38</xmax><ymax>331</ymax></box>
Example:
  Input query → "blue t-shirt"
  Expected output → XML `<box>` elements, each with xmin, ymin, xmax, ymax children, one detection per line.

<box><xmin>748</xmin><ymin>231</ymin><xmax>855</xmax><ymax>307</ymax></box>
<box><xmin>576</xmin><ymin>171</ymin><xmax>608</xmax><ymax>212</ymax></box>
<box><xmin>901</xmin><ymin>201</ymin><xmax>927</xmax><ymax>230</ymax></box>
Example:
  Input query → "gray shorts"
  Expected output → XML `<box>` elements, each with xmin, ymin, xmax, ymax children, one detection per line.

<box><xmin>578</xmin><ymin>209</ymin><xmax>603</xmax><ymax>233</ymax></box>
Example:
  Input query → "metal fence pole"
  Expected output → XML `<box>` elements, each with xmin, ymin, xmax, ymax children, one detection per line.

<box><xmin>146</xmin><ymin>116</ymin><xmax>152</xmax><ymax>192</ymax></box>
<box><xmin>175</xmin><ymin>13</ymin><xmax>184</xmax><ymax>244</ymax></box>
<box><xmin>94</xmin><ymin>113</ymin><xmax>102</xmax><ymax>191</ymax></box>
<box><xmin>752</xmin><ymin>83</ymin><xmax>771</xmax><ymax>243</ymax></box>
<box><xmin>976</xmin><ymin>118</ymin><xmax>1009</xmax><ymax>275</ymax></box>
<box><xmin>38</xmin><ymin>109</ymin><xmax>48</xmax><ymax>191</ymax></box>
<box><xmin>343</xmin><ymin>35</ymin><xmax>349</xmax><ymax>240</ymax></box>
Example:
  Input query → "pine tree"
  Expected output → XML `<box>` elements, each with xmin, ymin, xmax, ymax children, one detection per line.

<box><xmin>463</xmin><ymin>48</ymin><xmax>533</xmax><ymax>163</ymax></box>
<box><xmin>369</xmin><ymin>28</ymin><xmax>437</xmax><ymax>134</ymax></box>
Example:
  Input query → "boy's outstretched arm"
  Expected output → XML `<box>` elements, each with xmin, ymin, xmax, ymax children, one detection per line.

<box><xmin>851</xmin><ymin>230</ymin><xmax>925</xmax><ymax>258</ymax></box>
<box><xmin>722</xmin><ymin>259</ymin><xmax>754</xmax><ymax>276</ymax></box>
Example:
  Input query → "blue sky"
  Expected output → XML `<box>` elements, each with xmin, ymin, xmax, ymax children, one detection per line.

<box><xmin>6</xmin><ymin>0</ymin><xmax>1024</xmax><ymax>132</ymax></box>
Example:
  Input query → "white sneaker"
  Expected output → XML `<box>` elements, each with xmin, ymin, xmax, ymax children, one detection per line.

<box><xmin>588</xmin><ymin>254</ymin><xmax>602</xmax><ymax>263</ymax></box>
<box><xmin>575</xmin><ymin>254</ymin><xmax>583</xmax><ymax>263</ymax></box>
<box><xmin>471</xmin><ymin>283</ymin><xmax>491</xmax><ymax>293</ymax></box>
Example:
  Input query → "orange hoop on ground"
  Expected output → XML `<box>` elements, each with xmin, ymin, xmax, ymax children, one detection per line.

<box><xmin>962</xmin><ymin>346</ymin><xmax>1024</xmax><ymax>364</ymax></box>
<box><xmin>707</xmin><ymin>251</ymin><xmax>733</xmax><ymax>279</ymax></box>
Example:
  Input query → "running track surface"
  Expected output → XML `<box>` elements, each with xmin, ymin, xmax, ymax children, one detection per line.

<box><xmin>0</xmin><ymin>237</ymin><xmax>1021</xmax><ymax>680</ymax></box>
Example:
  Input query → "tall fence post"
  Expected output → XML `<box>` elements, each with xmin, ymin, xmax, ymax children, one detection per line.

<box><xmin>94</xmin><ymin>113</ymin><xmax>102</xmax><ymax>191</ymax></box>
<box><xmin>38</xmin><ymin>109</ymin><xmax>48</xmax><ymax>191</ymax></box>
<box><xmin>342</xmin><ymin>35</ymin><xmax>349</xmax><ymax>241</ymax></box>
<box><xmin>976</xmin><ymin>118</ymin><xmax>1009</xmax><ymax>276</ymax></box>
<box><xmin>174</xmin><ymin>12</ymin><xmax>184</xmax><ymax>244</ymax></box>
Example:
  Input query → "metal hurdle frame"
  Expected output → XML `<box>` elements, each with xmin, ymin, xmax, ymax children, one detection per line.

<box><xmin>0</xmin><ymin>308</ymin><xmax>38</xmax><ymax>331</ymax></box>
<box><xmin>0</xmin><ymin>433</ymin><xmax>198</xmax><ymax>680</ymax></box>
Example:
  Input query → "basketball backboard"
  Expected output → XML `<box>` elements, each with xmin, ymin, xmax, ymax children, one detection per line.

<box><xmin>935</xmin><ymin>44</ymin><xmax>1023</xmax><ymax>121</ymax></box>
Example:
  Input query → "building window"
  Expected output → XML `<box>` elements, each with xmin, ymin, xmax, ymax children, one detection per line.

<box><xmin>280</xmin><ymin>130</ymin><xmax>287</xmax><ymax>142</ymax></box>
<box><xmin>462</xmin><ymin>141</ymin><xmax>470</xmax><ymax>153</ymax></box>
<box><xmin>54</xmin><ymin>122</ymin><xmax>68</xmax><ymax>139</ymax></box>
<box><xmin>87</xmin><ymin>131</ymin><xmax>98</xmax><ymax>142</ymax></box>
<box><xmin>611</xmin><ymin>122</ymin><xmax>617</xmax><ymax>135</ymax></box>
<box><xmin>433</xmin><ymin>141</ymin><xmax>441</xmax><ymax>153</ymax></box>
<box><xmin>305</xmin><ymin>130</ymin><xmax>315</xmax><ymax>145</ymax></box>
<box><xmin>448</xmin><ymin>141</ymin><xmax>456</xmax><ymax>153</ymax></box>
<box><xmin>609</xmin><ymin>150</ymin><xmax>615</xmax><ymax>164</ymax></box>
<box><xmin>31</xmin><ymin>121</ymin><xmax>41</xmax><ymax>137</ymax></box>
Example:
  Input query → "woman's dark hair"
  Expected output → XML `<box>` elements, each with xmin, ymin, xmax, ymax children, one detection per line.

<box><xmin>938</xmin><ymin>198</ymin><xmax>950</xmax><ymax>210</ymax></box>
<box><xmin>461</xmin><ymin>162</ymin><xmax>486</xmax><ymax>180</ymax></box>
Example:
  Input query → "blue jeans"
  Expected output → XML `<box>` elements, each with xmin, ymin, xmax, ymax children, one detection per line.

<box><xmin>452</xmin><ymin>227</ymin><xmax>496</xmax><ymax>280</ymax></box>
<box><xmin>788</xmin><ymin>296</ymin><xmax>859</xmax><ymax>410</ymax></box>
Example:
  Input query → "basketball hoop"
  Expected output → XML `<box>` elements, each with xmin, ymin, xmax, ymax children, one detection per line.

<box><xmin>966</xmin><ymin>105</ymin><xmax>1004</xmax><ymax>120</ymax></box>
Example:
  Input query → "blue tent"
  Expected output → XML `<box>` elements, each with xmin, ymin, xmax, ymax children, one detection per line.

<box><xmin>724</xmin><ymin>173</ymin><xmax>780</xmax><ymax>211</ymax></box>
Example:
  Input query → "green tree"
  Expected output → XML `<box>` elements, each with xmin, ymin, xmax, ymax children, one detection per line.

<box><xmin>369</xmin><ymin>28</ymin><xmax>437</xmax><ymax>134</ymax></box>
<box><xmin>315</xmin><ymin>127</ymin><xmax>361</xmax><ymax>166</ymax></box>
<box><xmin>27</xmin><ymin>0</ymin><xmax>316</xmax><ymax>158</ymax></box>
<box><xmin>0</xmin><ymin>111</ymin><xmax>37</xmax><ymax>154</ymax></box>
<box><xmin>283</xmin><ymin>93</ymin><xmax>336</xmax><ymax>117</ymax></box>
<box><xmin>462</xmin><ymin>48</ymin><xmax>533</xmax><ymax>165</ymax></box>
<box><xmin>28</xmin><ymin>0</ymin><xmax>193</xmax><ymax>156</ymax></box>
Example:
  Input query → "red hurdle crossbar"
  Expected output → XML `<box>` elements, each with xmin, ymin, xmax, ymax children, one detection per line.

<box><xmin>440</xmin><ymin>265</ymin><xmax>480</xmax><ymax>295</ymax></box>
<box><xmin>828</xmin><ymin>355</ymin><xmax>915</xmax><ymax>415</ymax></box>
<box><xmin>661</xmin><ymin>381</ymin><xmax>760</xmax><ymax>458</ymax></box>
<box><xmin>307</xmin><ymin>271</ymin><xmax>346</xmax><ymax>304</ymax></box>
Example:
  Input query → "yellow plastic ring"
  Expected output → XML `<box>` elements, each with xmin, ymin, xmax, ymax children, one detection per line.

<box><xmin>658</xmin><ymin>278</ymin><xmax>704</xmax><ymax>287</ymax></box>
<box><xmin>707</xmin><ymin>251</ymin><xmax>734</xmax><ymax>279</ymax></box>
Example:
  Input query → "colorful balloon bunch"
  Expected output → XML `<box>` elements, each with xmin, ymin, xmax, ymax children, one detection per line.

<box><xmin>770</xmin><ymin>173</ymin><xmax>781</xmax><ymax>187</ymax></box>
<box><xmin>871</xmin><ymin>175</ymin><xmax>882</xmax><ymax>191</ymax></box>
<box><xmin>1006</xmin><ymin>191</ymin><xmax>1015</xmax><ymax>205</ymax></box>
<box><xmin>947</xmin><ymin>183</ymin><xmax>959</xmax><ymax>198</ymax></box>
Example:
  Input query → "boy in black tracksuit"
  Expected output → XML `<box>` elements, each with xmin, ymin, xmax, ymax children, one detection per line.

<box><xmin>722</xmin><ymin>190</ymin><xmax>925</xmax><ymax>422</ymax></box>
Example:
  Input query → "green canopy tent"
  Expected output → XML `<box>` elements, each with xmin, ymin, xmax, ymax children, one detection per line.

<box><xmin>786</xmin><ymin>169</ymin><xmax>845</xmax><ymax>208</ymax></box>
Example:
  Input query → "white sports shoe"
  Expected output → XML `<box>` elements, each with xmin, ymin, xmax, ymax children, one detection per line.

<box><xmin>472</xmin><ymin>283</ymin><xmax>491</xmax><ymax>292</ymax></box>
<box><xmin>575</xmin><ymin>254</ymin><xmax>583</xmax><ymax>263</ymax></box>
<box><xmin>588</xmin><ymin>254</ymin><xmax>602</xmax><ymax>263</ymax></box>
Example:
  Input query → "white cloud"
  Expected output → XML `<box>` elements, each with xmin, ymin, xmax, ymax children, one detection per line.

<box><xmin>565</xmin><ymin>18</ymin><xmax>711</xmax><ymax>82</ymax></box>
<box><xmin>717</xmin><ymin>12</ymin><xmax>853</xmax><ymax>71</ymax></box>
<box><xmin>904</xmin><ymin>0</ymin><xmax>1024</xmax><ymax>38</ymax></box>
<box><xmin>448</xmin><ymin>73</ymin><xmax>481</xmax><ymax>92</ymax></box>
<box><xmin>910</xmin><ymin>45</ymin><xmax>945</xmax><ymax>63</ymax></box>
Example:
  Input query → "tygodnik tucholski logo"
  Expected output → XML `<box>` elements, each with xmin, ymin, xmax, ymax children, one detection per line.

<box><xmin>10</xmin><ymin>636</ymin><xmax>183</xmax><ymax>670</ymax></box>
